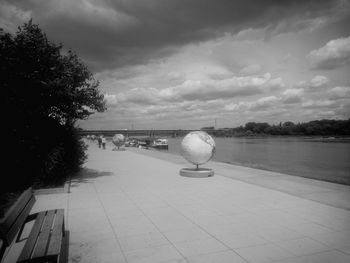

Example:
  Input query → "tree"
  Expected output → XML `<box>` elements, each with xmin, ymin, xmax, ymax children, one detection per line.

<box><xmin>1</xmin><ymin>21</ymin><xmax>106</xmax><ymax>191</ymax></box>
<box><xmin>245</xmin><ymin>122</ymin><xmax>270</xmax><ymax>134</ymax></box>
<box><xmin>2</xmin><ymin>21</ymin><xmax>105</xmax><ymax>125</ymax></box>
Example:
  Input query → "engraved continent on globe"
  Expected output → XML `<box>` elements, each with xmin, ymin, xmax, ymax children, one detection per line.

<box><xmin>112</xmin><ymin>134</ymin><xmax>125</xmax><ymax>148</ymax></box>
<box><xmin>181</xmin><ymin>131</ymin><xmax>216</xmax><ymax>165</ymax></box>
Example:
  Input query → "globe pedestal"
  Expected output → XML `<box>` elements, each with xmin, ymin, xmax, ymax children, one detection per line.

<box><xmin>179</xmin><ymin>167</ymin><xmax>214</xmax><ymax>178</ymax></box>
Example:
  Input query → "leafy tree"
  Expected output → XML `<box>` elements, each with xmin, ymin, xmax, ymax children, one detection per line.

<box><xmin>245</xmin><ymin>122</ymin><xmax>270</xmax><ymax>134</ymax></box>
<box><xmin>215</xmin><ymin>119</ymin><xmax>350</xmax><ymax>137</ymax></box>
<box><xmin>1</xmin><ymin>21</ymin><xmax>106</xmax><ymax>191</ymax></box>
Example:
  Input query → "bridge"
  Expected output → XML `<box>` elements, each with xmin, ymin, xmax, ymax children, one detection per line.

<box><xmin>78</xmin><ymin>129</ymin><xmax>216</xmax><ymax>138</ymax></box>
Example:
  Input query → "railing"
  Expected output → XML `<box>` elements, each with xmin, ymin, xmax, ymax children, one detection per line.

<box><xmin>78</xmin><ymin>129</ymin><xmax>216</xmax><ymax>137</ymax></box>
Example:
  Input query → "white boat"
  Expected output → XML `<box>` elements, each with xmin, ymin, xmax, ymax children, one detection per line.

<box><xmin>151</xmin><ymin>138</ymin><xmax>168</xmax><ymax>150</ymax></box>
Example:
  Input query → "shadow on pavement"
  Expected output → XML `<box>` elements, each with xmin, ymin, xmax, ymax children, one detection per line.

<box><xmin>70</xmin><ymin>168</ymin><xmax>113</xmax><ymax>187</ymax></box>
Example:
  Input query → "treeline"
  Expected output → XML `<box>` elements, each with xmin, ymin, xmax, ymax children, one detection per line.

<box><xmin>203</xmin><ymin>119</ymin><xmax>350</xmax><ymax>137</ymax></box>
<box><xmin>2</xmin><ymin>21</ymin><xmax>105</xmax><ymax>194</ymax></box>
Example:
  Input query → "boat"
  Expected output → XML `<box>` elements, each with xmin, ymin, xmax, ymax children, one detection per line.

<box><xmin>150</xmin><ymin>138</ymin><xmax>168</xmax><ymax>150</ymax></box>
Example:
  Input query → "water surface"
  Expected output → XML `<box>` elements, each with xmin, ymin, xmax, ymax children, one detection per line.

<box><xmin>166</xmin><ymin>137</ymin><xmax>350</xmax><ymax>185</ymax></box>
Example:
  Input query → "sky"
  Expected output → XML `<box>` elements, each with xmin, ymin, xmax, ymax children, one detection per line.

<box><xmin>1</xmin><ymin>0</ymin><xmax>350</xmax><ymax>130</ymax></box>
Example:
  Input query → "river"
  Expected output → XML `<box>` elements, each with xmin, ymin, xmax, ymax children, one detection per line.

<box><xmin>165</xmin><ymin>136</ymin><xmax>350</xmax><ymax>185</ymax></box>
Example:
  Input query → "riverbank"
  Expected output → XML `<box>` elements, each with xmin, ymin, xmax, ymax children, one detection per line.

<box><xmin>4</xmin><ymin>140</ymin><xmax>348</xmax><ymax>263</ymax></box>
<box><xmin>73</xmin><ymin>141</ymin><xmax>350</xmax><ymax>262</ymax></box>
<box><xmin>127</xmin><ymin>147</ymin><xmax>350</xmax><ymax>211</ymax></box>
<box><xmin>161</xmin><ymin>136</ymin><xmax>350</xmax><ymax>186</ymax></box>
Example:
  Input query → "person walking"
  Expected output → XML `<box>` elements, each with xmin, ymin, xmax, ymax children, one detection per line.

<box><xmin>98</xmin><ymin>136</ymin><xmax>102</xmax><ymax>148</ymax></box>
<box><xmin>101</xmin><ymin>136</ymin><xmax>107</xmax><ymax>149</ymax></box>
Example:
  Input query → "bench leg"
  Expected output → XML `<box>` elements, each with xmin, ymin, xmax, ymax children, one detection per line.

<box><xmin>59</xmin><ymin>231</ymin><xmax>69</xmax><ymax>263</ymax></box>
<box><xmin>0</xmin><ymin>243</ymin><xmax>7</xmax><ymax>262</ymax></box>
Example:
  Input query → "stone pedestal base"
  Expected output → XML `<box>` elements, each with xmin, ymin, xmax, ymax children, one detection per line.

<box><xmin>179</xmin><ymin>168</ymin><xmax>214</xmax><ymax>178</ymax></box>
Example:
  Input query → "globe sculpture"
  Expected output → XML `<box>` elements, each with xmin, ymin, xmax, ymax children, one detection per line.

<box><xmin>180</xmin><ymin>131</ymin><xmax>216</xmax><ymax>177</ymax></box>
<box><xmin>112</xmin><ymin>134</ymin><xmax>126</xmax><ymax>151</ymax></box>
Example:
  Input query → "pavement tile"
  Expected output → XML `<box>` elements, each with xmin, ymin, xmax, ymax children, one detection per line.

<box><xmin>276</xmin><ymin>237</ymin><xmax>330</xmax><ymax>256</ymax></box>
<box><xmin>118</xmin><ymin>231</ymin><xmax>170</xmax><ymax>252</ymax></box>
<box><xmin>69</xmin><ymin>237</ymin><xmax>125</xmax><ymax>263</ymax></box>
<box><xmin>204</xmin><ymin>223</ymin><xmax>253</xmax><ymax>237</ymax></box>
<box><xmin>217</xmin><ymin>232</ymin><xmax>270</xmax><ymax>249</ymax></box>
<box><xmin>69</xmin><ymin>228</ymin><xmax>116</xmax><ymax>244</ymax></box>
<box><xmin>336</xmin><ymin>245</ymin><xmax>350</xmax><ymax>255</ymax></box>
<box><xmin>286</xmin><ymin>222</ymin><xmax>335</xmax><ymax>236</ymax></box>
<box><xmin>187</xmin><ymin>250</ymin><xmax>247</xmax><ymax>263</ymax></box>
<box><xmin>234</xmin><ymin>243</ymin><xmax>294</xmax><ymax>263</ymax></box>
<box><xmin>255</xmin><ymin>226</ymin><xmax>305</xmax><ymax>242</ymax></box>
<box><xmin>158</xmin><ymin>259</ymin><xmax>187</xmax><ymax>263</ymax></box>
<box><xmin>32</xmin><ymin>193</ymin><xmax>68</xmax><ymax>211</ymax></box>
<box><xmin>274</xmin><ymin>250</ymin><xmax>350</xmax><ymax>263</ymax></box>
<box><xmin>113</xmin><ymin>223</ymin><xmax>158</xmax><ymax>237</ymax></box>
<box><xmin>111</xmin><ymin>215</ymin><xmax>154</xmax><ymax>229</ymax></box>
<box><xmin>152</xmin><ymin>217</ymin><xmax>196</xmax><ymax>232</ymax></box>
<box><xmin>105</xmin><ymin>207</ymin><xmax>144</xmax><ymax>220</ymax></box>
<box><xmin>163</xmin><ymin>227</ymin><xmax>211</xmax><ymax>243</ymax></box>
<box><xmin>310</xmin><ymin>232</ymin><xmax>350</xmax><ymax>249</ymax></box>
<box><xmin>68</xmin><ymin>209</ymin><xmax>111</xmax><ymax>233</ymax></box>
<box><xmin>173</xmin><ymin>238</ymin><xmax>228</xmax><ymax>257</ymax></box>
<box><xmin>124</xmin><ymin>244</ymin><xmax>184</xmax><ymax>263</ymax></box>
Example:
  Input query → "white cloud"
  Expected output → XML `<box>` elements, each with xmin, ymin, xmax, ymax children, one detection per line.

<box><xmin>308</xmin><ymin>36</ymin><xmax>350</xmax><ymax>70</ymax></box>
<box><xmin>173</xmin><ymin>73</ymin><xmax>285</xmax><ymax>101</ymax></box>
<box><xmin>310</xmin><ymin>75</ymin><xmax>329</xmax><ymax>88</ymax></box>
<box><xmin>104</xmin><ymin>94</ymin><xmax>118</xmax><ymax>106</ymax></box>
<box><xmin>248</xmin><ymin>96</ymin><xmax>280</xmax><ymax>110</ymax></box>
<box><xmin>282</xmin><ymin>88</ymin><xmax>304</xmax><ymax>104</ymax></box>
<box><xmin>167</xmin><ymin>71</ymin><xmax>185</xmax><ymax>80</ymax></box>
<box><xmin>295</xmin><ymin>75</ymin><xmax>329</xmax><ymax>91</ymax></box>
<box><xmin>335</xmin><ymin>102</ymin><xmax>350</xmax><ymax>118</ymax></box>
<box><xmin>328</xmin><ymin>86</ymin><xmax>350</xmax><ymax>100</ymax></box>
<box><xmin>110</xmin><ymin>72</ymin><xmax>285</xmax><ymax>105</ymax></box>
<box><xmin>225</xmin><ymin>96</ymin><xmax>279</xmax><ymax>112</ymax></box>
<box><xmin>302</xmin><ymin>99</ymin><xmax>337</xmax><ymax>109</ymax></box>
<box><xmin>240</xmin><ymin>64</ymin><xmax>261</xmax><ymax>75</ymax></box>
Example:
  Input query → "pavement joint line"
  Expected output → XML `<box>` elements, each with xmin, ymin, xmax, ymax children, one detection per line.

<box><xmin>129</xmin><ymin>148</ymin><xmax>350</xmax><ymax>210</ymax></box>
<box><xmin>117</xmin><ymin>188</ymin><xmax>191</xmax><ymax>263</ymax></box>
<box><xmin>91</xmin><ymin>182</ymin><xmax>130</xmax><ymax>263</ymax></box>
<box><xmin>272</xmin><ymin>240</ymin><xmax>334</xmax><ymax>258</ymax></box>
<box><xmin>198</xmin><ymin>170</ymin><xmax>350</xmax><ymax>211</ymax></box>
<box><xmin>334</xmin><ymin>248</ymin><xmax>350</xmax><ymax>256</ymax></box>
<box><xmin>64</xmin><ymin>143</ymin><xmax>350</xmax><ymax>262</ymax></box>
<box><xmin>155</xmin><ymin>194</ymin><xmax>251</xmax><ymax>262</ymax></box>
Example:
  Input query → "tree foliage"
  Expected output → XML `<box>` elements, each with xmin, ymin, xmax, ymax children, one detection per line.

<box><xmin>212</xmin><ymin>119</ymin><xmax>350</xmax><ymax>137</ymax></box>
<box><xmin>1</xmin><ymin>21</ymin><xmax>106</xmax><ymax>192</ymax></box>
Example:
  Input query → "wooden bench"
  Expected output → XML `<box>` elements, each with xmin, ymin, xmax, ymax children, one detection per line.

<box><xmin>0</xmin><ymin>188</ymin><xmax>68</xmax><ymax>263</ymax></box>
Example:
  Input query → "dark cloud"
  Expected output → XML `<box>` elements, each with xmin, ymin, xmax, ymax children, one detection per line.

<box><xmin>1</xmin><ymin>0</ymin><xmax>343</xmax><ymax>71</ymax></box>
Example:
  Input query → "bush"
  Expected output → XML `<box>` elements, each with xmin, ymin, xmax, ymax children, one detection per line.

<box><xmin>36</xmin><ymin>126</ymin><xmax>87</xmax><ymax>187</ymax></box>
<box><xmin>1</xmin><ymin>21</ymin><xmax>105</xmax><ymax>194</ymax></box>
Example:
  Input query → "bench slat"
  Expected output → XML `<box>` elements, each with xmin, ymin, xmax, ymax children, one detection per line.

<box><xmin>0</xmin><ymin>188</ymin><xmax>33</xmax><ymax>229</ymax></box>
<box><xmin>0</xmin><ymin>187</ymin><xmax>67</xmax><ymax>263</ymax></box>
<box><xmin>6</xmin><ymin>196</ymin><xmax>35</xmax><ymax>245</ymax></box>
<box><xmin>17</xmin><ymin>212</ymin><xmax>46</xmax><ymax>263</ymax></box>
<box><xmin>47</xmin><ymin>210</ymin><xmax>64</xmax><ymax>257</ymax></box>
<box><xmin>31</xmin><ymin>210</ymin><xmax>55</xmax><ymax>259</ymax></box>
<box><xmin>0</xmin><ymin>239</ymin><xmax>5</xmax><ymax>261</ymax></box>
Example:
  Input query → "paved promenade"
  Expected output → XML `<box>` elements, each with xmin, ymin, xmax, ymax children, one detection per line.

<box><xmin>32</xmin><ymin>141</ymin><xmax>350</xmax><ymax>263</ymax></box>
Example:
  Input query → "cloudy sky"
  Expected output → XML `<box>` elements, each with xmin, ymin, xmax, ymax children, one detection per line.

<box><xmin>1</xmin><ymin>0</ymin><xmax>350</xmax><ymax>129</ymax></box>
